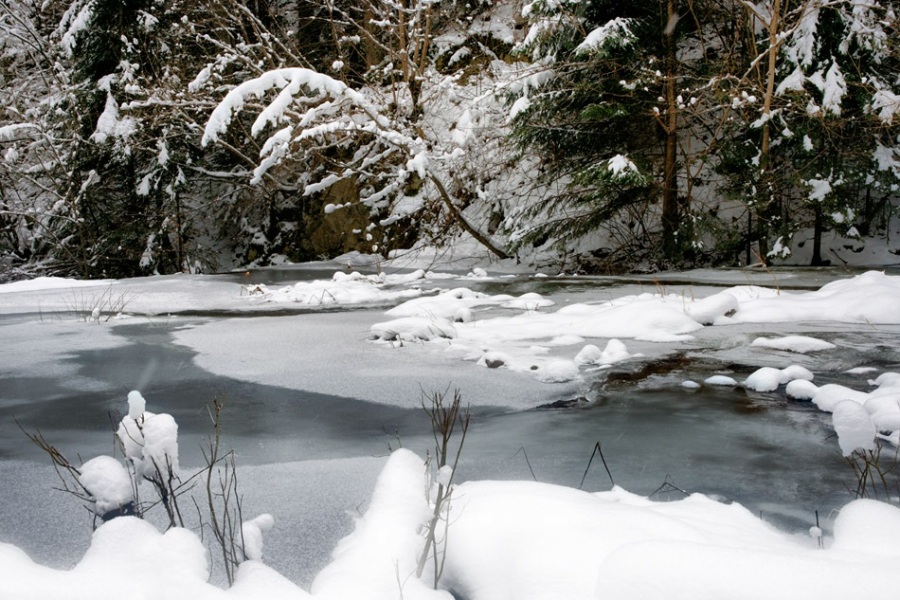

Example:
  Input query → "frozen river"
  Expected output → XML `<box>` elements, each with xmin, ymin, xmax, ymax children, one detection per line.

<box><xmin>1</xmin><ymin>264</ymin><xmax>897</xmax><ymax>586</ymax></box>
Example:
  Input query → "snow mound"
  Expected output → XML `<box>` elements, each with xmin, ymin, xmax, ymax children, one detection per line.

<box><xmin>7</xmin><ymin>449</ymin><xmax>900</xmax><ymax>600</ymax></box>
<box><xmin>810</xmin><ymin>384</ymin><xmax>869</xmax><ymax>412</ymax></box>
<box><xmin>786</xmin><ymin>379</ymin><xmax>818</xmax><ymax>400</ymax></box>
<box><xmin>724</xmin><ymin>271</ymin><xmax>900</xmax><ymax>324</ymax></box>
<box><xmin>751</xmin><ymin>335</ymin><xmax>836</xmax><ymax>353</ymax></box>
<box><xmin>370</xmin><ymin>317</ymin><xmax>458</xmax><ymax>341</ymax></box>
<box><xmin>682</xmin><ymin>291</ymin><xmax>738</xmax><ymax>325</ymax></box>
<box><xmin>311</xmin><ymin>449</ymin><xmax>444</xmax><ymax>599</ymax></box>
<box><xmin>574</xmin><ymin>339</ymin><xmax>637</xmax><ymax>366</ymax></box>
<box><xmin>77</xmin><ymin>456</ymin><xmax>133</xmax><ymax>517</ymax></box>
<box><xmin>743</xmin><ymin>365</ymin><xmax>813</xmax><ymax>392</ymax></box>
<box><xmin>833</xmin><ymin>400</ymin><xmax>876</xmax><ymax>456</ymax></box>
<box><xmin>246</xmin><ymin>271</ymin><xmax>424</xmax><ymax>306</ymax></box>
<box><xmin>535</xmin><ymin>359</ymin><xmax>580</xmax><ymax>383</ymax></box>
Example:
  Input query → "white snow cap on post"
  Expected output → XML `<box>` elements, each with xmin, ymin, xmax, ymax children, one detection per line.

<box><xmin>242</xmin><ymin>514</ymin><xmax>276</xmax><ymax>562</ymax></box>
<box><xmin>127</xmin><ymin>390</ymin><xmax>146</xmax><ymax>420</ymax></box>
<box><xmin>832</xmin><ymin>400</ymin><xmax>876</xmax><ymax>457</ymax></box>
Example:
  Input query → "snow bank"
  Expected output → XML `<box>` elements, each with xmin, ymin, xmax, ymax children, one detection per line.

<box><xmin>0</xmin><ymin>516</ymin><xmax>311</xmax><ymax>599</ymax></box>
<box><xmin>721</xmin><ymin>271</ymin><xmax>900</xmax><ymax>324</ymax></box>
<box><xmin>6</xmin><ymin>448</ymin><xmax>900</xmax><ymax>600</ymax></box>
<box><xmin>311</xmin><ymin>449</ymin><xmax>447</xmax><ymax>600</ymax></box>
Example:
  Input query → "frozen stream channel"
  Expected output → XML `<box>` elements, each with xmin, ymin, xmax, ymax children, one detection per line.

<box><xmin>1</xmin><ymin>264</ymin><xmax>898</xmax><ymax>587</ymax></box>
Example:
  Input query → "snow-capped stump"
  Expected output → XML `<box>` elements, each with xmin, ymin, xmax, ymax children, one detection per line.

<box><xmin>751</xmin><ymin>335</ymin><xmax>836</xmax><ymax>353</ymax></box>
<box><xmin>77</xmin><ymin>456</ymin><xmax>135</xmax><ymax>521</ymax></box>
<box><xmin>832</xmin><ymin>400</ymin><xmax>876</xmax><ymax>456</ymax></box>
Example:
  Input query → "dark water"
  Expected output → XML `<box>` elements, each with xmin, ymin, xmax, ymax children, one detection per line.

<box><xmin>1</xmin><ymin>315</ymin><xmax>850</xmax><ymax>527</ymax></box>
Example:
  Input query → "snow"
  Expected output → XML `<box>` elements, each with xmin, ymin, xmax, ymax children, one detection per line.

<box><xmin>4</xmin><ymin>267</ymin><xmax>900</xmax><ymax>598</ymax></box>
<box><xmin>0</xmin><ymin>276</ymin><xmax>115</xmax><ymax>294</ymax></box>
<box><xmin>241</xmin><ymin>514</ymin><xmax>275</xmax><ymax>562</ymax></box>
<box><xmin>717</xmin><ymin>271</ymin><xmax>900</xmax><ymax>325</ymax></box>
<box><xmin>7</xmin><ymin>446</ymin><xmax>900</xmax><ymax>599</ymax></box>
<box><xmin>575</xmin><ymin>18</ymin><xmax>635</xmax><ymax>56</ymax></box>
<box><xmin>832</xmin><ymin>400</ymin><xmax>876</xmax><ymax>456</ymax></box>
<box><xmin>744</xmin><ymin>365</ymin><xmax>813</xmax><ymax>392</ymax></box>
<box><xmin>116</xmin><ymin>394</ymin><xmax>180</xmax><ymax>480</ymax></box>
<box><xmin>751</xmin><ymin>335</ymin><xmax>836</xmax><ymax>353</ymax></box>
<box><xmin>77</xmin><ymin>456</ymin><xmax>134</xmax><ymax>517</ymax></box>
<box><xmin>244</xmin><ymin>271</ymin><xmax>426</xmax><ymax>306</ymax></box>
<box><xmin>705</xmin><ymin>375</ymin><xmax>738</xmax><ymax>386</ymax></box>
<box><xmin>574</xmin><ymin>339</ymin><xmax>637</xmax><ymax>366</ymax></box>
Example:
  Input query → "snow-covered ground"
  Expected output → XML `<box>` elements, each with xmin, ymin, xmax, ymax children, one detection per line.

<box><xmin>2</xmin><ymin>264</ymin><xmax>900</xmax><ymax>599</ymax></box>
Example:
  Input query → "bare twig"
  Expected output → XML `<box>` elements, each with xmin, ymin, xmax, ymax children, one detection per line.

<box><xmin>579</xmin><ymin>441</ymin><xmax>615</xmax><ymax>490</ymax></box>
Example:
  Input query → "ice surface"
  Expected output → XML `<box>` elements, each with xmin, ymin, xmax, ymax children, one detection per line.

<box><xmin>0</xmin><ymin>277</ymin><xmax>115</xmax><ymax>294</ymax></box>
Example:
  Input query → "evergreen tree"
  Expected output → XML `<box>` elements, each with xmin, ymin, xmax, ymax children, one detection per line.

<box><xmin>509</xmin><ymin>0</ymin><xmax>734</xmax><ymax>270</ymax></box>
<box><xmin>719</xmin><ymin>0</ymin><xmax>899</xmax><ymax>265</ymax></box>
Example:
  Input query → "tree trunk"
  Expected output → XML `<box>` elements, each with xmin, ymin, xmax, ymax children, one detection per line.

<box><xmin>755</xmin><ymin>0</ymin><xmax>783</xmax><ymax>263</ymax></box>
<box><xmin>811</xmin><ymin>202</ymin><xmax>823</xmax><ymax>266</ymax></box>
<box><xmin>430</xmin><ymin>175</ymin><xmax>510</xmax><ymax>260</ymax></box>
<box><xmin>661</xmin><ymin>0</ymin><xmax>680</xmax><ymax>261</ymax></box>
